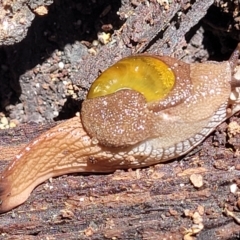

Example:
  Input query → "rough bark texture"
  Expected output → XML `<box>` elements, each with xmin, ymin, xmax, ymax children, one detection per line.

<box><xmin>0</xmin><ymin>0</ymin><xmax>53</xmax><ymax>45</ymax></box>
<box><xmin>1</xmin><ymin>0</ymin><xmax>240</xmax><ymax>239</ymax></box>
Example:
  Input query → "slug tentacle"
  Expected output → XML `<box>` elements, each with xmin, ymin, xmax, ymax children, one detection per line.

<box><xmin>1</xmin><ymin>44</ymin><xmax>240</xmax><ymax>213</ymax></box>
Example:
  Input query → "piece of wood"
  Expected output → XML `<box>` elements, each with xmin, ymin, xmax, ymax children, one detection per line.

<box><xmin>1</xmin><ymin>1</ymin><xmax>240</xmax><ymax>239</ymax></box>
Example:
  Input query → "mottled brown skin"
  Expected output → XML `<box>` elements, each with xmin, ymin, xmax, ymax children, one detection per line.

<box><xmin>1</xmin><ymin>46</ymin><xmax>240</xmax><ymax>213</ymax></box>
<box><xmin>81</xmin><ymin>89</ymin><xmax>157</xmax><ymax>147</ymax></box>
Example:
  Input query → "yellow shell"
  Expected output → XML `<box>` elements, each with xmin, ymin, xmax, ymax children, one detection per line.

<box><xmin>87</xmin><ymin>55</ymin><xmax>175</xmax><ymax>102</ymax></box>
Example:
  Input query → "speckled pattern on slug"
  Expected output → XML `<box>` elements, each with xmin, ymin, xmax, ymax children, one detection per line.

<box><xmin>82</xmin><ymin>89</ymin><xmax>157</xmax><ymax>148</ymax></box>
<box><xmin>1</xmin><ymin>46</ymin><xmax>240</xmax><ymax>213</ymax></box>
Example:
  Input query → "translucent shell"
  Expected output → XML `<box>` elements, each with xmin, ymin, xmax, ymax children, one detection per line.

<box><xmin>87</xmin><ymin>55</ymin><xmax>175</xmax><ymax>102</ymax></box>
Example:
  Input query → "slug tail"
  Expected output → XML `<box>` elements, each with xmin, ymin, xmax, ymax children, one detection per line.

<box><xmin>0</xmin><ymin>177</ymin><xmax>15</xmax><ymax>213</ymax></box>
<box><xmin>0</xmin><ymin>117</ymin><xmax>113</xmax><ymax>213</ymax></box>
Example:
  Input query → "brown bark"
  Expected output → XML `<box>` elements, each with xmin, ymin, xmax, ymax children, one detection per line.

<box><xmin>1</xmin><ymin>1</ymin><xmax>240</xmax><ymax>239</ymax></box>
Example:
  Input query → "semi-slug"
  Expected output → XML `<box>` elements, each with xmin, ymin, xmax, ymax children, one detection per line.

<box><xmin>1</xmin><ymin>44</ymin><xmax>240</xmax><ymax>213</ymax></box>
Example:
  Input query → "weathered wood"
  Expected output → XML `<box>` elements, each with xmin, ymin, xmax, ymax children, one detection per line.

<box><xmin>1</xmin><ymin>1</ymin><xmax>240</xmax><ymax>239</ymax></box>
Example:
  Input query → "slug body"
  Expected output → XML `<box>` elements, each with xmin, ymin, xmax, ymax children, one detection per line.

<box><xmin>1</xmin><ymin>45</ymin><xmax>240</xmax><ymax>213</ymax></box>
